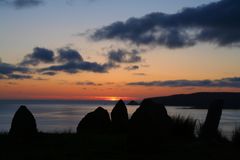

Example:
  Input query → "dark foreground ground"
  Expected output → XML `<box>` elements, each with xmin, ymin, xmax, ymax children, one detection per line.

<box><xmin>0</xmin><ymin>133</ymin><xmax>239</xmax><ymax>160</ymax></box>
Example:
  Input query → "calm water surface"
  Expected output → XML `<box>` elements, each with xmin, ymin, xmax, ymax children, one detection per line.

<box><xmin>1</xmin><ymin>100</ymin><xmax>240</xmax><ymax>138</ymax></box>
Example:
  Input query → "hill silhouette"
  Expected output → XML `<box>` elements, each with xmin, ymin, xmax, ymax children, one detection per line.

<box><xmin>149</xmin><ymin>92</ymin><xmax>240</xmax><ymax>108</ymax></box>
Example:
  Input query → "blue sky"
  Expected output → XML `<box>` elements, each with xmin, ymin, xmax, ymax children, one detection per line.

<box><xmin>0</xmin><ymin>0</ymin><xmax>219</xmax><ymax>62</ymax></box>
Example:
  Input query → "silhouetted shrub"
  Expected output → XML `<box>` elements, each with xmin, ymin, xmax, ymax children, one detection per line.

<box><xmin>232</xmin><ymin>127</ymin><xmax>240</xmax><ymax>146</ymax></box>
<box><xmin>171</xmin><ymin>115</ymin><xmax>197</xmax><ymax>140</ymax></box>
<box><xmin>198</xmin><ymin>124</ymin><xmax>228</xmax><ymax>143</ymax></box>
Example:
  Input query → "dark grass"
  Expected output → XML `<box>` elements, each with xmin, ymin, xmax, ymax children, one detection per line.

<box><xmin>0</xmin><ymin>115</ymin><xmax>239</xmax><ymax>160</ymax></box>
<box><xmin>171</xmin><ymin>115</ymin><xmax>197</xmax><ymax>140</ymax></box>
<box><xmin>197</xmin><ymin>124</ymin><xmax>229</xmax><ymax>143</ymax></box>
<box><xmin>232</xmin><ymin>127</ymin><xmax>240</xmax><ymax>146</ymax></box>
<box><xmin>0</xmin><ymin>132</ymin><xmax>128</xmax><ymax>160</ymax></box>
<box><xmin>0</xmin><ymin>132</ymin><xmax>239</xmax><ymax>160</ymax></box>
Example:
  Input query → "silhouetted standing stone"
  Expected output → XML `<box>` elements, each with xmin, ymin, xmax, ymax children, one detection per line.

<box><xmin>130</xmin><ymin>99</ymin><xmax>172</xmax><ymax>134</ymax></box>
<box><xmin>127</xmin><ymin>100</ymin><xmax>139</xmax><ymax>105</ymax></box>
<box><xmin>77</xmin><ymin>107</ymin><xmax>111</xmax><ymax>133</ymax></box>
<box><xmin>111</xmin><ymin>99</ymin><xmax>128</xmax><ymax>132</ymax></box>
<box><xmin>9</xmin><ymin>105</ymin><xmax>37</xmax><ymax>137</ymax></box>
<box><xmin>200</xmin><ymin>99</ymin><xmax>223</xmax><ymax>139</ymax></box>
<box><xmin>128</xmin><ymin>99</ymin><xmax>173</xmax><ymax>149</ymax></box>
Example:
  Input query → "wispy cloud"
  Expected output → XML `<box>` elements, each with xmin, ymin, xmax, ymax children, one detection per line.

<box><xmin>0</xmin><ymin>74</ymin><xmax>32</xmax><ymax>80</ymax></box>
<box><xmin>76</xmin><ymin>81</ymin><xmax>103</xmax><ymax>86</ymax></box>
<box><xmin>0</xmin><ymin>61</ymin><xmax>32</xmax><ymax>80</ymax></box>
<box><xmin>0</xmin><ymin>62</ymin><xmax>29</xmax><ymax>74</ymax></box>
<box><xmin>40</xmin><ymin>61</ymin><xmax>117</xmax><ymax>74</ymax></box>
<box><xmin>133</xmin><ymin>73</ymin><xmax>146</xmax><ymax>76</ymax></box>
<box><xmin>41</xmin><ymin>71</ymin><xmax>57</xmax><ymax>76</ymax></box>
<box><xmin>127</xmin><ymin>77</ymin><xmax>240</xmax><ymax>88</ymax></box>
<box><xmin>0</xmin><ymin>0</ymin><xmax>44</xmax><ymax>9</ymax></box>
<box><xmin>124</xmin><ymin>65</ymin><xmax>139</xmax><ymax>71</ymax></box>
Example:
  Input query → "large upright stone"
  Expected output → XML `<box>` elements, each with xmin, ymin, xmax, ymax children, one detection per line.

<box><xmin>130</xmin><ymin>99</ymin><xmax>172</xmax><ymax>134</ymax></box>
<box><xmin>111</xmin><ymin>99</ymin><xmax>128</xmax><ymax>131</ymax></box>
<box><xmin>200</xmin><ymin>99</ymin><xmax>223</xmax><ymax>139</ymax></box>
<box><xmin>77</xmin><ymin>107</ymin><xmax>111</xmax><ymax>133</ymax></box>
<box><xmin>9</xmin><ymin>105</ymin><xmax>37</xmax><ymax>136</ymax></box>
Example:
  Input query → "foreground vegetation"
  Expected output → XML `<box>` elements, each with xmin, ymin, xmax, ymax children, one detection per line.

<box><xmin>1</xmin><ymin>116</ymin><xmax>240</xmax><ymax>160</ymax></box>
<box><xmin>1</xmin><ymin>99</ymin><xmax>240</xmax><ymax>159</ymax></box>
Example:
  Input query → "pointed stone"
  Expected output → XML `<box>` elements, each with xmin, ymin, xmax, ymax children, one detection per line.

<box><xmin>9</xmin><ymin>105</ymin><xmax>37</xmax><ymax>136</ymax></box>
<box><xmin>111</xmin><ymin>99</ymin><xmax>128</xmax><ymax>131</ymax></box>
<box><xmin>77</xmin><ymin>107</ymin><xmax>111</xmax><ymax>133</ymax></box>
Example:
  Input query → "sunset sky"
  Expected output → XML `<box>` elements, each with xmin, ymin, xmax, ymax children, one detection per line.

<box><xmin>1</xmin><ymin>0</ymin><xmax>240</xmax><ymax>100</ymax></box>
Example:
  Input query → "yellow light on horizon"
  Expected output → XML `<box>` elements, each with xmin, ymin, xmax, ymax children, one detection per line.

<box><xmin>94</xmin><ymin>96</ymin><xmax>137</xmax><ymax>101</ymax></box>
<box><xmin>108</xmin><ymin>97</ymin><xmax>119</xmax><ymax>101</ymax></box>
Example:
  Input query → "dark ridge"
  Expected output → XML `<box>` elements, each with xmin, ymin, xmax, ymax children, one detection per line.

<box><xmin>149</xmin><ymin>92</ymin><xmax>240</xmax><ymax>108</ymax></box>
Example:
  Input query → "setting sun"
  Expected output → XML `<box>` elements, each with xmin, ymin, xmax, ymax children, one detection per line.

<box><xmin>94</xmin><ymin>96</ymin><xmax>135</xmax><ymax>101</ymax></box>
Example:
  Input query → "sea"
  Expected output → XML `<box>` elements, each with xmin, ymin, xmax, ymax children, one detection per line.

<box><xmin>1</xmin><ymin>100</ymin><xmax>240</xmax><ymax>138</ymax></box>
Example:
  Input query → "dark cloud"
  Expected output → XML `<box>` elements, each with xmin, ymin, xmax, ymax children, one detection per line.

<box><xmin>7</xmin><ymin>82</ymin><xmax>17</xmax><ymax>85</ymax></box>
<box><xmin>20</xmin><ymin>47</ymin><xmax>54</xmax><ymax>66</ymax></box>
<box><xmin>0</xmin><ymin>62</ymin><xmax>29</xmax><ymax>75</ymax></box>
<box><xmin>0</xmin><ymin>0</ymin><xmax>43</xmax><ymax>9</ymax></box>
<box><xmin>107</xmin><ymin>49</ymin><xmax>141</xmax><ymax>63</ymax></box>
<box><xmin>1</xmin><ymin>46</ymin><xmax>133</xmax><ymax>80</ymax></box>
<box><xmin>124</xmin><ymin>65</ymin><xmax>139</xmax><ymax>71</ymax></box>
<box><xmin>127</xmin><ymin>77</ymin><xmax>240</xmax><ymax>88</ymax></box>
<box><xmin>0</xmin><ymin>61</ymin><xmax>32</xmax><ymax>80</ymax></box>
<box><xmin>8</xmin><ymin>74</ymin><xmax>32</xmax><ymax>79</ymax></box>
<box><xmin>92</xmin><ymin>0</ymin><xmax>240</xmax><ymax>48</ymax></box>
<box><xmin>41</xmin><ymin>71</ymin><xmax>57</xmax><ymax>76</ymax></box>
<box><xmin>133</xmin><ymin>73</ymin><xmax>146</xmax><ymax>76</ymax></box>
<box><xmin>34</xmin><ymin>77</ymin><xmax>47</xmax><ymax>80</ymax></box>
<box><xmin>15</xmin><ymin>46</ymin><xmax>119</xmax><ymax>75</ymax></box>
<box><xmin>40</xmin><ymin>61</ymin><xmax>117</xmax><ymax>74</ymax></box>
<box><xmin>14</xmin><ymin>0</ymin><xmax>43</xmax><ymax>8</ymax></box>
<box><xmin>0</xmin><ymin>74</ymin><xmax>32</xmax><ymax>80</ymax></box>
<box><xmin>76</xmin><ymin>81</ymin><xmax>102</xmax><ymax>86</ymax></box>
<box><xmin>141</xmin><ymin>64</ymin><xmax>150</xmax><ymax>68</ymax></box>
<box><xmin>57</xmin><ymin>47</ymin><xmax>83</xmax><ymax>63</ymax></box>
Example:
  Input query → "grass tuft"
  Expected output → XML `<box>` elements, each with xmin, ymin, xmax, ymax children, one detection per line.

<box><xmin>232</xmin><ymin>127</ymin><xmax>240</xmax><ymax>145</ymax></box>
<box><xmin>171</xmin><ymin>115</ymin><xmax>197</xmax><ymax>140</ymax></box>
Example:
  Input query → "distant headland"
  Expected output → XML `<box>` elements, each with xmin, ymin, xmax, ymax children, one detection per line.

<box><xmin>148</xmin><ymin>92</ymin><xmax>240</xmax><ymax>109</ymax></box>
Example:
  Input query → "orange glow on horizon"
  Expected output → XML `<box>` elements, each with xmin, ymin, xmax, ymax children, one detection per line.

<box><xmin>1</xmin><ymin>79</ymin><xmax>240</xmax><ymax>100</ymax></box>
<box><xmin>94</xmin><ymin>96</ymin><xmax>139</xmax><ymax>101</ymax></box>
